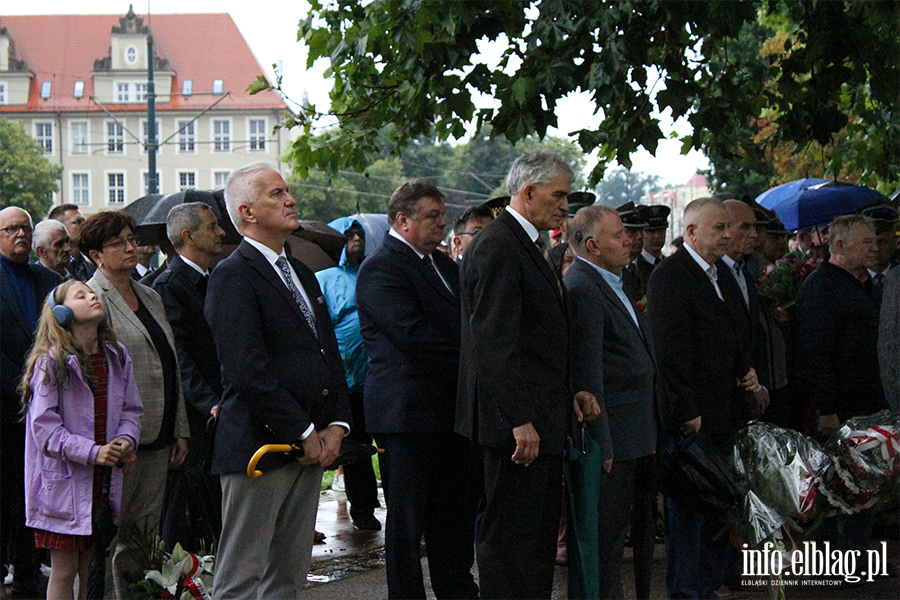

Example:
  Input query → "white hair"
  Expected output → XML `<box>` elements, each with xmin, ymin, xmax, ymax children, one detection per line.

<box><xmin>505</xmin><ymin>150</ymin><xmax>575</xmax><ymax>196</ymax></box>
<box><xmin>224</xmin><ymin>162</ymin><xmax>278</xmax><ymax>230</ymax></box>
<box><xmin>32</xmin><ymin>219</ymin><xmax>68</xmax><ymax>251</ymax></box>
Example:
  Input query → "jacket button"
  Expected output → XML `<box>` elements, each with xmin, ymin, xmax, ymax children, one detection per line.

<box><xmin>322</xmin><ymin>389</ymin><xmax>329</xmax><ymax>396</ymax></box>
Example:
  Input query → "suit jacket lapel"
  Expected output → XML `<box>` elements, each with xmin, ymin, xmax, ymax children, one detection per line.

<box><xmin>385</xmin><ymin>235</ymin><xmax>459</xmax><ymax>306</ymax></box>
<box><xmin>94</xmin><ymin>271</ymin><xmax>153</xmax><ymax>346</ymax></box>
<box><xmin>498</xmin><ymin>211</ymin><xmax>564</xmax><ymax>308</ymax></box>
<box><xmin>0</xmin><ymin>266</ymin><xmax>32</xmax><ymax>338</ymax></box>
<box><xmin>581</xmin><ymin>261</ymin><xmax>645</xmax><ymax>339</ymax></box>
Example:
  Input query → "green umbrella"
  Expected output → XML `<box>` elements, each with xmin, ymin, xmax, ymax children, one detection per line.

<box><xmin>564</xmin><ymin>426</ymin><xmax>607</xmax><ymax>599</ymax></box>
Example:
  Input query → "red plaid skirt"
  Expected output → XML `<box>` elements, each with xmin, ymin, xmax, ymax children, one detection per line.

<box><xmin>34</xmin><ymin>529</ymin><xmax>91</xmax><ymax>551</ymax></box>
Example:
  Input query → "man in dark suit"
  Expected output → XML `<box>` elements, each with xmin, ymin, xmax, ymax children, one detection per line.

<box><xmin>32</xmin><ymin>219</ymin><xmax>72</xmax><ymax>278</ymax></box>
<box><xmin>48</xmin><ymin>204</ymin><xmax>95</xmax><ymax>282</ymax></box>
<box><xmin>206</xmin><ymin>164</ymin><xmax>350</xmax><ymax>599</ymax></box>
<box><xmin>636</xmin><ymin>204</ymin><xmax>670</xmax><ymax>294</ymax></box>
<box><xmin>565</xmin><ymin>205</ymin><xmax>660</xmax><ymax>599</ymax></box>
<box><xmin>1</xmin><ymin>206</ymin><xmax>61</xmax><ymax>597</ymax></box>
<box><xmin>457</xmin><ymin>150</ymin><xmax>600</xmax><ymax>599</ymax></box>
<box><xmin>356</xmin><ymin>179</ymin><xmax>478</xmax><ymax>599</ymax></box>
<box><xmin>646</xmin><ymin>197</ymin><xmax>760</xmax><ymax>599</ymax></box>
<box><xmin>153</xmin><ymin>202</ymin><xmax>226</xmax><ymax>550</ymax></box>
<box><xmin>616</xmin><ymin>203</ymin><xmax>648</xmax><ymax>304</ymax></box>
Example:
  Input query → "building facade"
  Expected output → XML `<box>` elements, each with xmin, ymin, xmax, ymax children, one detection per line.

<box><xmin>643</xmin><ymin>172</ymin><xmax>713</xmax><ymax>243</ymax></box>
<box><xmin>0</xmin><ymin>9</ymin><xmax>291</xmax><ymax>215</ymax></box>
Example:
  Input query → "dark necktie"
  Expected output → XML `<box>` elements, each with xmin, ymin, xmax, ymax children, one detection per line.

<box><xmin>874</xmin><ymin>273</ymin><xmax>885</xmax><ymax>289</ymax></box>
<box><xmin>275</xmin><ymin>256</ymin><xmax>317</xmax><ymax>337</ymax></box>
<box><xmin>423</xmin><ymin>254</ymin><xmax>439</xmax><ymax>278</ymax></box>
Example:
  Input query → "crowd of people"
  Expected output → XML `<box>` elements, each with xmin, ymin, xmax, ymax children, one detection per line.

<box><xmin>0</xmin><ymin>148</ymin><xmax>898</xmax><ymax>600</ymax></box>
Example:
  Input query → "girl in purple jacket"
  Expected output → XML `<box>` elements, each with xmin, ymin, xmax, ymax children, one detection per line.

<box><xmin>20</xmin><ymin>280</ymin><xmax>142</xmax><ymax>600</ymax></box>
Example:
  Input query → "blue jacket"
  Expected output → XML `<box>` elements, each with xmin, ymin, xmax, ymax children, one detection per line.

<box><xmin>316</xmin><ymin>217</ymin><xmax>367</xmax><ymax>391</ymax></box>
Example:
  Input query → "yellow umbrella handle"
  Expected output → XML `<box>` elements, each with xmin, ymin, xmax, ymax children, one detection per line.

<box><xmin>246</xmin><ymin>444</ymin><xmax>294</xmax><ymax>479</ymax></box>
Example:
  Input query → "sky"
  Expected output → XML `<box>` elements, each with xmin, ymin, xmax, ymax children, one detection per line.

<box><xmin>4</xmin><ymin>1</ymin><xmax>709</xmax><ymax>187</ymax></box>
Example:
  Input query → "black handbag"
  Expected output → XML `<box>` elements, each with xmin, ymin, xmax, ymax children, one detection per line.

<box><xmin>657</xmin><ymin>433</ymin><xmax>748</xmax><ymax>513</ymax></box>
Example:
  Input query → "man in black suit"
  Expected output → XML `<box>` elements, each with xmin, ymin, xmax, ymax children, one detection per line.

<box><xmin>1</xmin><ymin>206</ymin><xmax>61</xmax><ymax>597</ymax></box>
<box><xmin>565</xmin><ymin>205</ymin><xmax>659</xmax><ymax>599</ymax></box>
<box><xmin>636</xmin><ymin>204</ymin><xmax>670</xmax><ymax>294</ymax></box>
<box><xmin>206</xmin><ymin>164</ymin><xmax>350</xmax><ymax>599</ymax></box>
<box><xmin>646</xmin><ymin>197</ymin><xmax>760</xmax><ymax>599</ymax></box>
<box><xmin>153</xmin><ymin>202</ymin><xmax>226</xmax><ymax>550</ymax></box>
<box><xmin>457</xmin><ymin>150</ymin><xmax>600</xmax><ymax>599</ymax></box>
<box><xmin>48</xmin><ymin>204</ymin><xmax>95</xmax><ymax>282</ymax></box>
<box><xmin>616</xmin><ymin>203</ymin><xmax>648</xmax><ymax>304</ymax></box>
<box><xmin>356</xmin><ymin>179</ymin><xmax>478</xmax><ymax>599</ymax></box>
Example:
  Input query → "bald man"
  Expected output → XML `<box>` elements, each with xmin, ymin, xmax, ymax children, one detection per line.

<box><xmin>1</xmin><ymin>206</ymin><xmax>61</xmax><ymax>596</ymax></box>
<box><xmin>646</xmin><ymin>198</ymin><xmax>758</xmax><ymax>599</ymax></box>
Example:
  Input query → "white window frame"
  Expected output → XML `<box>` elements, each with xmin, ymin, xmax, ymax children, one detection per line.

<box><xmin>247</xmin><ymin>117</ymin><xmax>267</xmax><ymax>152</ymax></box>
<box><xmin>176</xmin><ymin>120</ymin><xmax>196</xmax><ymax>154</ymax></box>
<box><xmin>125</xmin><ymin>46</ymin><xmax>138</xmax><ymax>65</ymax></box>
<box><xmin>177</xmin><ymin>170</ymin><xmax>198</xmax><ymax>192</ymax></box>
<box><xmin>141</xmin><ymin>170</ymin><xmax>163</xmax><ymax>197</ymax></box>
<box><xmin>135</xmin><ymin>83</ymin><xmax>148</xmax><ymax>102</ymax></box>
<box><xmin>33</xmin><ymin>121</ymin><xmax>54</xmax><ymax>154</ymax></box>
<box><xmin>211</xmin><ymin>169</ymin><xmax>231</xmax><ymax>189</ymax></box>
<box><xmin>70</xmin><ymin>120</ymin><xmax>90</xmax><ymax>155</ymax></box>
<box><xmin>0</xmin><ymin>81</ymin><xmax>6</xmax><ymax>105</ymax></box>
<box><xmin>116</xmin><ymin>82</ymin><xmax>130</xmax><ymax>103</ymax></box>
<box><xmin>106</xmin><ymin>120</ymin><xmax>125</xmax><ymax>155</ymax></box>
<box><xmin>105</xmin><ymin>171</ymin><xmax>127</xmax><ymax>205</ymax></box>
<box><xmin>141</xmin><ymin>119</ymin><xmax>161</xmax><ymax>155</ymax></box>
<box><xmin>211</xmin><ymin>118</ymin><xmax>232</xmax><ymax>153</ymax></box>
<box><xmin>71</xmin><ymin>171</ymin><xmax>90</xmax><ymax>205</ymax></box>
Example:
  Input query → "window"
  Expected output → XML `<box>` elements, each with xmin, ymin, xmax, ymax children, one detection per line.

<box><xmin>135</xmin><ymin>83</ymin><xmax>148</xmax><ymax>102</ymax></box>
<box><xmin>73</xmin><ymin>81</ymin><xmax>84</xmax><ymax>98</ymax></box>
<box><xmin>35</xmin><ymin>122</ymin><xmax>53</xmax><ymax>154</ymax></box>
<box><xmin>177</xmin><ymin>120</ymin><xmax>195</xmax><ymax>153</ymax></box>
<box><xmin>72</xmin><ymin>173</ymin><xmax>90</xmax><ymax>205</ymax></box>
<box><xmin>107</xmin><ymin>172</ymin><xmax>126</xmax><ymax>204</ymax></box>
<box><xmin>117</xmin><ymin>83</ymin><xmax>130</xmax><ymax>102</ymax></box>
<box><xmin>125</xmin><ymin>46</ymin><xmax>138</xmax><ymax>65</ymax></box>
<box><xmin>40</xmin><ymin>81</ymin><xmax>51</xmax><ymax>99</ymax></box>
<box><xmin>248</xmin><ymin>119</ymin><xmax>267</xmax><ymax>151</ymax></box>
<box><xmin>178</xmin><ymin>171</ymin><xmax>197</xmax><ymax>191</ymax></box>
<box><xmin>182</xmin><ymin>80</ymin><xmax>193</xmax><ymax>96</ymax></box>
<box><xmin>71</xmin><ymin>121</ymin><xmax>89</xmax><ymax>154</ymax></box>
<box><xmin>0</xmin><ymin>82</ymin><xmax>6</xmax><ymax>104</ymax></box>
<box><xmin>213</xmin><ymin>79</ymin><xmax>224</xmax><ymax>95</ymax></box>
<box><xmin>107</xmin><ymin>121</ymin><xmax>124</xmax><ymax>154</ymax></box>
<box><xmin>142</xmin><ymin>171</ymin><xmax>161</xmax><ymax>196</ymax></box>
<box><xmin>142</xmin><ymin>119</ymin><xmax>160</xmax><ymax>154</ymax></box>
<box><xmin>213</xmin><ymin>170</ymin><xmax>231</xmax><ymax>188</ymax></box>
<box><xmin>213</xmin><ymin>119</ymin><xmax>231</xmax><ymax>152</ymax></box>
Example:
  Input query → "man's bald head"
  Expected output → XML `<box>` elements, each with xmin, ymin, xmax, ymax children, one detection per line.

<box><xmin>682</xmin><ymin>198</ymin><xmax>731</xmax><ymax>265</ymax></box>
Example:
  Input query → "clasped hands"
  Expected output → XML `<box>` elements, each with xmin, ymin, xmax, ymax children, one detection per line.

<box><xmin>511</xmin><ymin>391</ymin><xmax>600</xmax><ymax>468</ymax></box>
<box><xmin>297</xmin><ymin>424</ymin><xmax>345</xmax><ymax>468</ymax></box>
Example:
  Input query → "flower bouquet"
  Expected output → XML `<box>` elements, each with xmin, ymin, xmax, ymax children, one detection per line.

<box><xmin>756</xmin><ymin>250</ymin><xmax>820</xmax><ymax>309</ymax></box>
<box><xmin>130</xmin><ymin>542</ymin><xmax>215</xmax><ymax>600</ymax></box>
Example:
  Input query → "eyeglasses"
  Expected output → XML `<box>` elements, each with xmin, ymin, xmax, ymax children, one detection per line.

<box><xmin>102</xmin><ymin>235</ymin><xmax>140</xmax><ymax>251</ymax></box>
<box><xmin>0</xmin><ymin>225</ymin><xmax>33</xmax><ymax>235</ymax></box>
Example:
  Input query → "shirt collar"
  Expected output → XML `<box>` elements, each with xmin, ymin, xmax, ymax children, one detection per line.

<box><xmin>721</xmin><ymin>254</ymin><xmax>739</xmax><ymax>270</ymax></box>
<box><xmin>505</xmin><ymin>206</ymin><xmax>540</xmax><ymax>244</ymax></box>
<box><xmin>244</xmin><ymin>236</ymin><xmax>287</xmax><ymax>267</ymax></box>
<box><xmin>179</xmin><ymin>255</ymin><xmax>208</xmax><ymax>276</ymax></box>
<box><xmin>388</xmin><ymin>228</ymin><xmax>426</xmax><ymax>259</ymax></box>
<box><xmin>577</xmin><ymin>256</ymin><xmax>622</xmax><ymax>286</ymax></box>
<box><xmin>641</xmin><ymin>249</ymin><xmax>658</xmax><ymax>265</ymax></box>
<box><xmin>684</xmin><ymin>242</ymin><xmax>715</xmax><ymax>275</ymax></box>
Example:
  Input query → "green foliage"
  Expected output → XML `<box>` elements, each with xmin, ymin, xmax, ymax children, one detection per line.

<box><xmin>594</xmin><ymin>168</ymin><xmax>663</xmax><ymax>208</ymax></box>
<box><xmin>0</xmin><ymin>119</ymin><xmax>63</xmax><ymax>221</ymax></box>
<box><xmin>263</xmin><ymin>0</ymin><xmax>898</xmax><ymax>191</ymax></box>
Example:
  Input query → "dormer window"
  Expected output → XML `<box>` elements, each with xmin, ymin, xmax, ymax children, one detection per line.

<box><xmin>213</xmin><ymin>79</ymin><xmax>223</xmax><ymax>95</ymax></box>
<box><xmin>74</xmin><ymin>81</ymin><xmax>84</xmax><ymax>98</ymax></box>
<box><xmin>125</xmin><ymin>46</ymin><xmax>138</xmax><ymax>65</ymax></box>
<box><xmin>41</xmin><ymin>81</ymin><xmax>52</xmax><ymax>99</ymax></box>
<box><xmin>183</xmin><ymin>80</ymin><xmax>193</xmax><ymax>96</ymax></box>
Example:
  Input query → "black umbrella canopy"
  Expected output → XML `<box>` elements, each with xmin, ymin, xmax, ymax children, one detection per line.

<box><xmin>122</xmin><ymin>189</ymin><xmax>241</xmax><ymax>246</ymax></box>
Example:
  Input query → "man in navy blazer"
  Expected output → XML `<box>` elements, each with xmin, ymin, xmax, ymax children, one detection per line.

<box><xmin>1</xmin><ymin>206</ymin><xmax>61</xmax><ymax>596</ymax></box>
<box><xmin>647</xmin><ymin>198</ymin><xmax>760</xmax><ymax>599</ymax></box>
<box><xmin>564</xmin><ymin>205</ymin><xmax>660</xmax><ymax>599</ymax></box>
<box><xmin>206</xmin><ymin>164</ymin><xmax>350</xmax><ymax>599</ymax></box>
<box><xmin>356</xmin><ymin>179</ymin><xmax>479</xmax><ymax>599</ymax></box>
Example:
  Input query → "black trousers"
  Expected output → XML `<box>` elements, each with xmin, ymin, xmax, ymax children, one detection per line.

<box><xmin>595</xmin><ymin>455</ymin><xmax>656</xmax><ymax>600</ymax></box>
<box><xmin>343</xmin><ymin>391</ymin><xmax>379</xmax><ymax>517</ymax></box>
<box><xmin>478</xmin><ymin>448</ymin><xmax>562</xmax><ymax>600</ymax></box>
<box><xmin>377</xmin><ymin>432</ymin><xmax>479</xmax><ymax>600</ymax></box>
<box><xmin>0</xmin><ymin>423</ymin><xmax>37</xmax><ymax>593</ymax></box>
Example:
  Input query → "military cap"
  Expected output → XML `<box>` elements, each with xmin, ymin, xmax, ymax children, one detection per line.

<box><xmin>637</xmin><ymin>204</ymin><xmax>671</xmax><ymax>229</ymax></box>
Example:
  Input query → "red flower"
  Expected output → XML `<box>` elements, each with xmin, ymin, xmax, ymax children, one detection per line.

<box><xmin>796</xmin><ymin>262</ymin><xmax>815</xmax><ymax>279</ymax></box>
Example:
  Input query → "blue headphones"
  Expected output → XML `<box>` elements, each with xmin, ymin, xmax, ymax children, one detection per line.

<box><xmin>48</xmin><ymin>287</ymin><xmax>74</xmax><ymax>327</ymax></box>
<box><xmin>47</xmin><ymin>285</ymin><xmax>108</xmax><ymax>328</ymax></box>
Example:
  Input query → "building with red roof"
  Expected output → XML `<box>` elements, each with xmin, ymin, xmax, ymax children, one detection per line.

<box><xmin>0</xmin><ymin>8</ymin><xmax>291</xmax><ymax>213</ymax></box>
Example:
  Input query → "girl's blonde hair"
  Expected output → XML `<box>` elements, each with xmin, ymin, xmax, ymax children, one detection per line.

<box><xmin>19</xmin><ymin>280</ymin><xmax>119</xmax><ymax>413</ymax></box>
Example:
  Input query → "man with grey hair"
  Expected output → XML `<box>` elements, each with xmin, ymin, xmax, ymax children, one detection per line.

<box><xmin>152</xmin><ymin>202</ymin><xmax>226</xmax><ymax>549</ymax></box>
<box><xmin>32</xmin><ymin>219</ymin><xmax>72</xmax><ymax>277</ymax></box>
<box><xmin>206</xmin><ymin>163</ymin><xmax>350</xmax><ymax>599</ymax></box>
<box><xmin>796</xmin><ymin>215</ymin><xmax>885</xmax><ymax>555</ymax></box>
<box><xmin>646</xmin><ymin>197</ymin><xmax>759</xmax><ymax>599</ymax></box>
<box><xmin>457</xmin><ymin>150</ymin><xmax>600</xmax><ymax>599</ymax></box>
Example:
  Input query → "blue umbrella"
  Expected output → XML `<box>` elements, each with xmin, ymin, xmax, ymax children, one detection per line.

<box><xmin>757</xmin><ymin>179</ymin><xmax>886</xmax><ymax>231</ymax></box>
